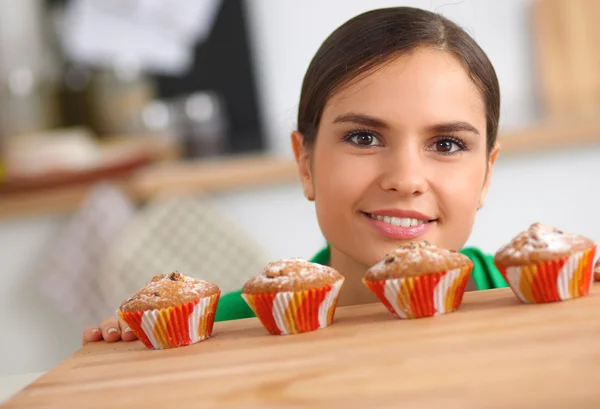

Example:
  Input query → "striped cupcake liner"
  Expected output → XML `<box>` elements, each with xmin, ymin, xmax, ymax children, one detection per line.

<box><xmin>363</xmin><ymin>265</ymin><xmax>473</xmax><ymax>319</ymax></box>
<box><xmin>495</xmin><ymin>246</ymin><xmax>596</xmax><ymax>304</ymax></box>
<box><xmin>118</xmin><ymin>293</ymin><xmax>220</xmax><ymax>349</ymax></box>
<box><xmin>241</xmin><ymin>279</ymin><xmax>344</xmax><ymax>335</ymax></box>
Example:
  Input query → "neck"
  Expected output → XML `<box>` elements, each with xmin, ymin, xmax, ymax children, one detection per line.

<box><xmin>329</xmin><ymin>247</ymin><xmax>379</xmax><ymax>307</ymax></box>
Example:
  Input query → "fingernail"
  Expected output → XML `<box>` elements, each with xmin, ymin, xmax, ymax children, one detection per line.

<box><xmin>124</xmin><ymin>327</ymin><xmax>132</xmax><ymax>334</ymax></box>
<box><xmin>91</xmin><ymin>328</ymin><xmax>100</xmax><ymax>334</ymax></box>
<box><xmin>107</xmin><ymin>328</ymin><xmax>118</xmax><ymax>335</ymax></box>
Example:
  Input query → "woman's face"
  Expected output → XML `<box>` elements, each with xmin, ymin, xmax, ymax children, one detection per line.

<box><xmin>294</xmin><ymin>48</ymin><xmax>499</xmax><ymax>270</ymax></box>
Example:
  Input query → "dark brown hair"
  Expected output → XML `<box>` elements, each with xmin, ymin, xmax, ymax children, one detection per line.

<box><xmin>297</xmin><ymin>7</ymin><xmax>500</xmax><ymax>153</ymax></box>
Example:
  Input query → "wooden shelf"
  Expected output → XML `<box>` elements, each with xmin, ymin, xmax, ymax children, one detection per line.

<box><xmin>0</xmin><ymin>154</ymin><xmax>299</xmax><ymax>221</ymax></box>
<box><xmin>129</xmin><ymin>154</ymin><xmax>299</xmax><ymax>199</ymax></box>
<box><xmin>0</xmin><ymin>181</ymin><xmax>133</xmax><ymax>221</ymax></box>
<box><xmin>1</xmin><ymin>120</ymin><xmax>600</xmax><ymax>221</ymax></box>
<box><xmin>498</xmin><ymin>118</ymin><xmax>600</xmax><ymax>155</ymax></box>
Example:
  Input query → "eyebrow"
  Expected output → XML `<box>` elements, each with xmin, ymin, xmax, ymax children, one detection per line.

<box><xmin>333</xmin><ymin>113</ymin><xmax>480</xmax><ymax>136</ymax></box>
<box><xmin>332</xmin><ymin>113</ymin><xmax>390</xmax><ymax>129</ymax></box>
<box><xmin>425</xmin><ymin>121</ymin><xmax>480</xmax><ymax>136</ymax></box>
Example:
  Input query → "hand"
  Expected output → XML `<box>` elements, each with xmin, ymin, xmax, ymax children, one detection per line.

<box><xmin>82</xmin><ymin>316</ymin><xmax>138</xmax><ymax>345</ymax></box>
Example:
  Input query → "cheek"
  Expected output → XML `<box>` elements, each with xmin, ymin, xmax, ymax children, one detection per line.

<box><xmin>311</xmin><ymin>144</ymin><xmax>374</xmax><ymax>230</ymax></box>
<box><xmin>433</xmin><ymin>159</ymin><xmax>487</xmax><ymax>240</ymax></box>
<box><xmin>313</xmin><ymin>144</ymin><xmax>368</xmax><ymax>203</ymax></box>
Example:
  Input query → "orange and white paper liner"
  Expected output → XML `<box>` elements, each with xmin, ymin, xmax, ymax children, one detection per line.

<box><xmin>363</xmin><ymin>265</ymin><xmax>472</xmax><ymax>319</ymax></box>
<box><xmin>495</xmin><ymin>246</ymin><xmax>596</xmax><ymax>304</ymax></box>
<box><xmin>241</xmin><ymin>279</ymin><xmax>344</xmax><ymax>335</ymax></box>
<box><xmin>118</xmin><ymin>293</ymin><xmax>220</xmax><ymax>349</ymax></box>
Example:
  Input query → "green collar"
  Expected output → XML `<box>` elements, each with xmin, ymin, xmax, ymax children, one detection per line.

<box><xmin>309</xmin><ymin>244</ymin><xmax>331</xmax><ymax>265</ymax></box>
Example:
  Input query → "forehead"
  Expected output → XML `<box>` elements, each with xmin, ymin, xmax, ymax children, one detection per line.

<box><xmin>322</xmin><ymin>48</ymin><xmax>485</xmax><ymax>128</ymax></box>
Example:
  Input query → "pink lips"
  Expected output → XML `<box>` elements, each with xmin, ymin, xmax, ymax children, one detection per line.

<box><xmin>364</xmin><ymin>209</ymin><xmax>435</xmax><ymax>240</ymax></box>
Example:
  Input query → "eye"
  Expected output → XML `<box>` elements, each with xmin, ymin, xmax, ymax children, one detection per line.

<box><xmin>429</xmin><ymin>137</ymin><xmax>467</xmax><ymax>154</ymax></box>
<box><xmin>344</xmin><ymin>130</ymin><xmax>383</xmax><ymax>147</ymax></box>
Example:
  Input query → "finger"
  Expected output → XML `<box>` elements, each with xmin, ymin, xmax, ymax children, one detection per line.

<box><xmin>118</xmin><ymin>319</ymin><xmax>138</xmax><ymax>342</ymax></box>
<box><xmin>100</xmin><ymin>317</ymin><xmax>122</xmax><ymax>343</ymax></box>
<box><xmin>82</xmin><ymin>326</ymin><xmax>103</xmax><ymax>345</ymax></box>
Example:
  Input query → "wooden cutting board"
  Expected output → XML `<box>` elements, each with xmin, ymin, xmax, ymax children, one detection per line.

<box><xmin>533</xmin><ymin>0</ymin><xmax>600</xmax><ymax>119</ymax></box>
<box><xmin>4</xmin><ymin>284</ymin><xmax>600</xmax><ymax>409</ymax></box>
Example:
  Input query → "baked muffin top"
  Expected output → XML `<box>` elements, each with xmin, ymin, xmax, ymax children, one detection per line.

<box><xmin>494</xmin><ymin>223</ymin><xmax>594</xmax><ymax>265</ymax></box>
<box><xmin>243</xmin><ymin>258</ymin><xmax>344</xmax><ymax>293</ymax></box>
<box><xmin>364</xmin><ymin>241</ymin><xmax>473</xmax><ymax>280</ymax></box>
<box><xmin>119</xmin><ymin>271</ymin><xmax>220</xmax><ymax>312</ymax></box>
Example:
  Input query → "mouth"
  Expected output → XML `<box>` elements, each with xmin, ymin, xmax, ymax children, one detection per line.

<box><xmin>362</xmin><ymin>210</ymin><xmax>437</xmax><ymax>226</ymax></box>
<box><xmin>361</xmin><ymin>210</ymin><xmax>437</xmax><ymax>240</ymax></box>
<box><xmin>365</xmin><ymin>213</ymin><xmax>435</xmax><ymax>227</ymax></box>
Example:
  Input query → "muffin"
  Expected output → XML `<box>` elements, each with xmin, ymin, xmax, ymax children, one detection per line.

<box><xmin>242</xmin><ymin>258</ymin><xmax>344</xmax><ymax>335</ymax></box>
<box><xmin>494</xmin><ymin>223</ymin><xmax>596</xmax><ymax>303</ymax></box>
<box><xmin>118</xmin><ymin>271</ymin><xmax>220</xmax><ymax>349</ymax></box>
<box><xmin>595</xmin><ymin>259</ymin><xmax>600</xmax><ymax>282</ymax></box>
<box><xmin>363</xmin><ymin>241</ymin><xmax>473</xmax><ymax>319</ymax></box>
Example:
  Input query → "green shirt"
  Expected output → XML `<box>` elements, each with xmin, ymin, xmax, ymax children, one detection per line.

<box><xmin>214</xmin><ymin>246</ymin><xmax>507</xmax><ymax>322</ymax></box>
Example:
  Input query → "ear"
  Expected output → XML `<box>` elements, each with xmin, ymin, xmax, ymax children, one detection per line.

<box><xmin>478</xmin><ymin>142</ymin><xmax>500</xmax><ymax>209</ymax></box>
<box><xmin>291</xmin><ymin>130</ymin><xmax>315</xmax><ymax>201</ymax></box>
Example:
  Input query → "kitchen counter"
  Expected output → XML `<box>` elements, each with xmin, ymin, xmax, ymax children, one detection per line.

<box><xmin>4</xmin><ymin>284</ymin><xmax>600</xmax><ymax>408</ymax></box>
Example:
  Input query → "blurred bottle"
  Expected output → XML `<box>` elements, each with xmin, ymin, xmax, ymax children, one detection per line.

<box><xmin>0</xmin><ymin>68</ymin><xmax>61</xmax><ymax>138</ymax></box>
<box><xmin>59</xmin><ymin>62</ymin><xmax>92</xmax><ymax>128</ymax></box>
<box><xmin>86</xmin><ymin>57</ymin><xmax>156</xmax><ymax>138</ymax></box>
<box><xmin>176</xmin><ymin>91</ymin><xmax>229</xmax><ymax>158</ymax></box>
<box><xmin>0</xmin><ymin>0</ymin><xmax>61</xmax><ymax>140</ymax></box>
<box><xmin>139</xmin><ymin>91</ymin><xmax>229</xmax><ymax>159</ymax></box>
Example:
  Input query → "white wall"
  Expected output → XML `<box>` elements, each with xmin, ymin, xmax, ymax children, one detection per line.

<box><xmin>2</xmin><ymin>0</ymin><xmax>600</xmax><ymax>377</ymax></box>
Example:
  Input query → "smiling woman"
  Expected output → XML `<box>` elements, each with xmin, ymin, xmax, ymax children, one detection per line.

<box><xmin>293</xmin><ymin>46</ymin><xmax>500</xmax><ymax>304</ymax></box>
<box><xmin>83</xmin><ymin>6</ymin><xmax>509</xmax><ymax>343</ymax></box>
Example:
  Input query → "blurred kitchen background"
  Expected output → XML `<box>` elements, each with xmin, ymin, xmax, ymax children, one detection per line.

<box><xmin>1</xmin><ymin>0</ymin><xmax>599</xmax><ymax>382</ymax></box>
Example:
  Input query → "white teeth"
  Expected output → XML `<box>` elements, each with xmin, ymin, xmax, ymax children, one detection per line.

<box><xmin>369</xmin><ymin>214</ymin><xmax>427</xmax><ymax>227</ymax></box>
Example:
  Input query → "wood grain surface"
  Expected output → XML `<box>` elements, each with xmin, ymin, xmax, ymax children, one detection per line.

<box><xmin>4</xmin><ymin>284</ymin><xmax>600</xmax><ymax>409</ymax></box>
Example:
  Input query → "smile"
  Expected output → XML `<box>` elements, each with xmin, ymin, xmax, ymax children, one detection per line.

<box><xmin>362</xmin><ymin>211</ymin><xmax>437</xmax><ymax>240</ymax></box>
<box><xmin>367</xmin><ymin>214</ymin><xmax>428</xmax><ymax>227</ymax></box>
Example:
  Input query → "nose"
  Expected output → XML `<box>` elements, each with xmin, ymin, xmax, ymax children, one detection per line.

<box><xmin>379</xmin><ymin>147</ymin><xmax>429</xmax><ymax>196</ymax></box>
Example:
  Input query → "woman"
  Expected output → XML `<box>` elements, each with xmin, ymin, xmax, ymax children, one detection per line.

<box><xmin>83</xmin><ymin>6</ymin><xmax>508</xmax><ymax>344</ymax></box>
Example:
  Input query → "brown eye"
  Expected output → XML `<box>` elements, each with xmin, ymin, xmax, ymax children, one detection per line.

<box><xmin>436</xmin><ymin>140</ymin><xmax>453</xmax><ymax>152</ymax></box>
<box><xmin>346</xmin><ymin>131</ymin><xmax>382</xmax><ymax>147</ymax></box>
<box><xmin>356</xmin><ymin>133</ymin><xmax>373</xmax><ymax>145</ymax></box>
<box><xmin>430</xmin><ymin>137</ymin><xmax>465</xmax><ymax>154</ymax></box>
